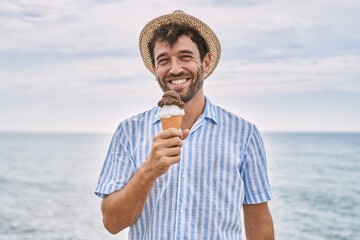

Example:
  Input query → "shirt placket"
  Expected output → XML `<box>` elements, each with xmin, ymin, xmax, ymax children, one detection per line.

<box><xmin>174</xmin><ymin>140</ymin><xmax>187</xmax><ymax>239</ymax></box>
<box><xmin>174</xmin><ymin>116</ymin><xmax>206</xmax><ymax>239</ymax></box>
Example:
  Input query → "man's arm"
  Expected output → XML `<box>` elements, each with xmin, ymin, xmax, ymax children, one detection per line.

<box><xmin>101</xmin><ymin>128</ymin><xmax>189</xmax><ymax>234</ymax></box>
<box><xmin>243</xmin><ymin>202</ymin><xmax>274</xmax><ymax>240</ymax></box>
<box><xmin>101</xmin><ymin>165</ymin><xmax>155</xmax><ymax>234</ymax></box>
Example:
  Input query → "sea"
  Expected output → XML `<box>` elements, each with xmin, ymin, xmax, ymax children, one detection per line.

<box><xmin>0</xmin><ymin>131</ymin><xmax>359</xmax><ymax>240</ymax></box>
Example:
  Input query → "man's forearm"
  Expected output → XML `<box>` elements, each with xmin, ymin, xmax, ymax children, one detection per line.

<box><xmin>243</xmin><ymin>202</ymin><xmax>274</xmax><ymax>240</ymax></box>
<box><xmin>245</xmin><ymin>222</ymin><xmax>274</xmax><ymax>240</ymax></box>
<box><xmin>101</xmin><ymin>165</ymin><xmax>156</xmax><ymax>234</ymax></box>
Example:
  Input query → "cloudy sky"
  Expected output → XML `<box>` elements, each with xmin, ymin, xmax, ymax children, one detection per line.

<box><xmin>1</xmin><ymin>0</ymin><xmax>359</xmax><ymax>133</ymax></box>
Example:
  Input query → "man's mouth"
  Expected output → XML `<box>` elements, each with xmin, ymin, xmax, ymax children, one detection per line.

<box><xmin>170</xmin><ymin>78</ymin><xmax>188</xmax><ymax>85</ymax></box>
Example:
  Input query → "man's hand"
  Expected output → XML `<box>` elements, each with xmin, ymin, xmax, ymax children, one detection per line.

<box><xmin>142</xmin><ymin>128</ymin><xmax>189</xmax><ymax>180</ymax></box>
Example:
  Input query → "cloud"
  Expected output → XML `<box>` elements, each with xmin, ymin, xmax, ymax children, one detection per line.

<box><xmin>0</xmin><ymin>56</ymin><xmax>151</xmax><ymax>98</ymax></box>
<box><xmin>209</xmin><ymin>55</ymin><xmax>360</xmax><ymax>96</ymax></box>
<box><xmin>1</xmin><ymin>0</ymin><xmax>359</xmax><ymax>132</ymax></box>
<box><xmin>2</xmin><ymin>0</ymin><xmax>359</xmax><ymax>58</ymax></box>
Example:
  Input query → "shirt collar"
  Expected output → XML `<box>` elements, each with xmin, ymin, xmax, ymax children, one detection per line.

<box><xmin>202</xmin><ymin>96</ymin><xmax>219</xmax><ymax>124</ymax></box>
<box><xmin>152</xmin><ymin>96</ymin><xmax>218</xmax><ymax>125</ymax></box>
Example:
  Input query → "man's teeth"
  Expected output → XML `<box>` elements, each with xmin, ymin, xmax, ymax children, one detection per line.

<box><xmin>171</xmin><ymin>79</ymin><xmax>187</xmax><ymax>85</ymax></box>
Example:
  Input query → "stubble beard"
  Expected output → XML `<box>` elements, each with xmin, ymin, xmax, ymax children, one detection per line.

<box><xmin>157</xmin><ymin>66</ymin><xmax>205</xmax><ymax>103</ymax></box>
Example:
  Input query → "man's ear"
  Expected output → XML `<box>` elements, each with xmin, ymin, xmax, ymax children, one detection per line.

<box><xmin>202</xmin><ymin>52</ymin><xmax>211</xmax><ymax>74</ymax></box>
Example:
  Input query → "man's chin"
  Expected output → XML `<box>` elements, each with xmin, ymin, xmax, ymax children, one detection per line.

<box><xmin>179</xmin><ymin>91</ymin><xmax>194</xmax><ymax>103</ymax></box>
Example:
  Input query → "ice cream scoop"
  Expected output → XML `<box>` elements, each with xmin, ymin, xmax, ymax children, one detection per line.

<box><xmin>158</xmin><ymin>91</ymin><xmax>185</xmax><ymax>130</ymax></box>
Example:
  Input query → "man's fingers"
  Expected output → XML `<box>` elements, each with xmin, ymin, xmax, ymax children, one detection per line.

<box><xmin>167</xmin><ymin>155</ymin><xmax>181</xmax><ymax>164</ymax></box>
<box><xmin>165</xmin><ymin>146</ymin><xmax>181</xmax><ymax>157</ymax></box>
<box><xmin>160</xmin><ymin>128</ymin><xmax>183</xmax><ymax>139</ymax></box>
<box><xmin>163</xmin><ymin>137</ymin><xmax>182</xmax><ymax>148</ymax></box>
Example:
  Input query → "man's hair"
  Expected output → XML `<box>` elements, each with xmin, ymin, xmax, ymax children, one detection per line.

<box><xmin>148</xmin><ymin>23</ymin><xmax>209</xmax><ymax>66</ymax></box>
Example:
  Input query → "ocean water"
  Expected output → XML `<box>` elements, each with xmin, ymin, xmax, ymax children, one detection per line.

<box><xmin>0</xmin><ymin>131</ymin><xmax>359</xmax><ymax>240</ymax></box>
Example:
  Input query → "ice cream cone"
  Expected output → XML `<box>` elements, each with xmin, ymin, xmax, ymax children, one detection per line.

<box><xmin>161</xmin><ymin>115</ymin><xmax>183</xmax><ymax>130</ymax></box>
<box><xmin>158</xmin><ymin>91</ymin><xmax>185</xmax><ymax>130</ymax></box>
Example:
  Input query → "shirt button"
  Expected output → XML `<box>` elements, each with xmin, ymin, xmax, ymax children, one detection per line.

<box><xmin>181</xmin><ymin>174</ymin><xmax>185</xmax><ymax>179</ymax></box>
<box><xmin>180</xmin><ymin>209</ymin><xmax>184</xmax><ymax>214</ymax></box>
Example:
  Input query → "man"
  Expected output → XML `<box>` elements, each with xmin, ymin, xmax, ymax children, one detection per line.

<box><xmin>95</xmin><ymin>10</ymin><xmax>274</xmax><ymax>239</ymax></box>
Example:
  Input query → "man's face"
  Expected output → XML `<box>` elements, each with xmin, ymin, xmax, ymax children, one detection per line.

<box><xmin>153</xmin><ymin>35</ymin><xmax>210</xmax><ymax>103</ymax></box>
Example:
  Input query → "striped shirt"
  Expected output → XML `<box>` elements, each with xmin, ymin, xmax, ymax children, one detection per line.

<box><xmin>95</xmin><ymin>97</ymin><xmax>272</xmax><ymax>239</ymax></box>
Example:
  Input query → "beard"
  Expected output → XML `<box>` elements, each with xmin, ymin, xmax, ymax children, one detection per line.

<box><xmin>156</xmin><ymin>66</ymin><xmax>205</xmax><ymax>103</ymax></box>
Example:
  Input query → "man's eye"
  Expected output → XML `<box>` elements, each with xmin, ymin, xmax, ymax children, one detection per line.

<box><xmin>181</xmin><ymin>55</ymin><xmax>193</xmax><ymax>60</ymax></box>
<box><xmin>157</xmin><ymin>59</ymin><xmax>168</xmax><ymax>65</ymax></box>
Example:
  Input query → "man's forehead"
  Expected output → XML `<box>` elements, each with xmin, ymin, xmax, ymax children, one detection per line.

<box><xmin>153</xmin><ymin>36</ymin><xmax>199</xmax><ymax>55</ymax></box>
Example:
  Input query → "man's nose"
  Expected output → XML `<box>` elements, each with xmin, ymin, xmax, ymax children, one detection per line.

<box><xmin>169</xmin><ymin>59</ymin><xmax>183</xmax><ymax>74</ymax></box>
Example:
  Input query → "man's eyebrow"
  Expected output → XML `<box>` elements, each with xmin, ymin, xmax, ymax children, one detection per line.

<box><xmin>179</xmin><ymin>50</ymin><xmax>195</xmax><ymax>55</ymax></box>
<box><xmin>155</xmin><ymin>53</ymin><xmax>167</xmax><ymax>62</ymax></box>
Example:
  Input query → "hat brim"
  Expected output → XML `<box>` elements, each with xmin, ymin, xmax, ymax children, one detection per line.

<box><xmin>139</xmin><ymin>10</ymin><xmax>221</xmax><ymax>79</ymax></box>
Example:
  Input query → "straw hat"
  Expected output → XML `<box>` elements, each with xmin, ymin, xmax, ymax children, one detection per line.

<box><xmin>139</xmin><ymin>10</ymin><xmax>221</xmax><ymax>79</ymax></box>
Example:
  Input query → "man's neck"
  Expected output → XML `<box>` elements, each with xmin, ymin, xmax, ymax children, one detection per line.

<box><xmin>181</xmin><ymin>89</ymin><xmax>205</xmax><ymax>131</ymax></box>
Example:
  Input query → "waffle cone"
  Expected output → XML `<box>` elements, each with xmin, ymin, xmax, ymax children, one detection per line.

<box><xmin>161</xmin><ymin>115</ymin><xmax>183</xmax><ymax>130</ymax></box>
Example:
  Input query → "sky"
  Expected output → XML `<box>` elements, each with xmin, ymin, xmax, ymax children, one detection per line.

<box><xmin>0</xmin><ymin>0</ymin><xmax>359</xmax><ymax>133</ymax></box>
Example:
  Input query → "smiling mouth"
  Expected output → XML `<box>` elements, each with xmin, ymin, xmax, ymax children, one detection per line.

<box><xmin>169</xmin><ymin>78</ymin><xmax>189</xmax><ymax>85</ymax></box>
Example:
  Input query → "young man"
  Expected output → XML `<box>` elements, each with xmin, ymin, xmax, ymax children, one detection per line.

<box><xmin>95</xmin><ymin>10</ymin><xmax>274</xmax><ymax>239</ymax></box>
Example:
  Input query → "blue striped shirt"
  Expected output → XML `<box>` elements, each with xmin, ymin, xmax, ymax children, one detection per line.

<box><xmin>95</xmin><ymin>97</ymin><xmax>272</xmax><ymax>239</ymax></box>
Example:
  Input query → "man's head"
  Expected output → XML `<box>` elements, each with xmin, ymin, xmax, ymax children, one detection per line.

<box><xmin>139</xmin><ymin>10</ymin><xmax>221</xmax><ymax>80</ymax></box>
<box><xmin>153</xmin><ymin>34</ymin><xmax>209</xmax><ymax>103</ymax></box>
